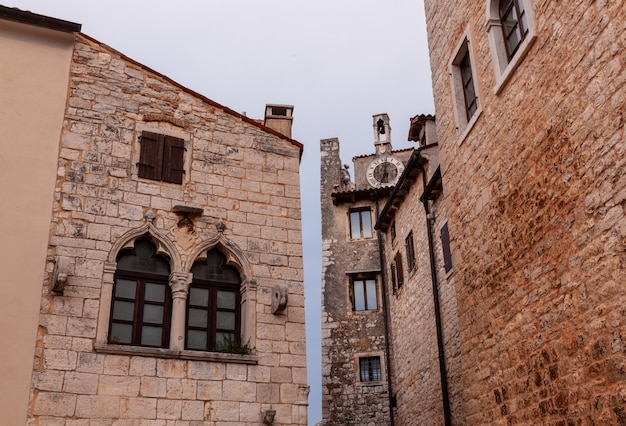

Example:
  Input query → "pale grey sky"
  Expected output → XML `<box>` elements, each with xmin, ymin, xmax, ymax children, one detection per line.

<box><xmin>7</xmin><ymin>1</ymin><xmax>434</xmax><ymax>422</ymax></box>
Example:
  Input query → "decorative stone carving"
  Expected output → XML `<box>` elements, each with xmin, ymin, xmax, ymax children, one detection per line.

<box><xmin>169</xmin><ymin>272</ymin><xmax>192</xmax><ymax>299</ymax></box>
<box><xmin>262</xmin><ymin>409</ymin><xmax>276</xmax><ymax>425</ymax></box>
<box><xmin>271</xmin><ymin>284</ymin><xmax>288</xmax><ymax>314</ymax></box>
<box><xmin>51</xmin><ymin>256</ymin><xmax>70</xmax><ymax>294</ymax></box>
<box><xmin>216</xmin><ymin>220</ymin><xmax>226</xmax><ymax>233</ymax></box>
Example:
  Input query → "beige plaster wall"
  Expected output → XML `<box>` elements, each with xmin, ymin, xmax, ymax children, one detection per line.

<box><xmin>0</xmin><ymin>20</ymin><xmax>75</xmax><ymax>425</ymax></box>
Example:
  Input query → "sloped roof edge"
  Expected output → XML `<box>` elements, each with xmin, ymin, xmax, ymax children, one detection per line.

<box><xmin>79</xmin><ymin>32</ymin><xmax>304</xmax><ymax>156</ymax></box>
<box><xmin>0</xmin><ymin>5</ymin><xmax>81</xmax><ymax>33</ymax></box>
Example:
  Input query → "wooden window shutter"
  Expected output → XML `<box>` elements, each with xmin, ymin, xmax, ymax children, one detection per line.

<box><xmin>395</xmin><ymin>251</ymin><xmax>404</xmax><ymax>288</ymax></box>
<box><xmin>441</xmin><ymin>222</ymin><xmax>453</xmax><ymax>273</ymax></box>
<box><xmin>138</xmin><ymin>131</ymin><xmax>164</xmax><ymax>181</ymax></box>
<box><xmin>162</xmin><ymin>135</ymin><xmax>185</xmax><ymax>184</ymax></box>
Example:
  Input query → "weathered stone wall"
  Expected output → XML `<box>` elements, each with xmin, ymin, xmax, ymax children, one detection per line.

<box><xmin>320</xmin><ymin>138</ymin><xmax>391</xmax><ymax>425</ymax></box>
<box><xmin>424</xmin><ymin>0</ymin><xmax>626</xmax><ymax>424</ymax></box>
<box><xmin>29</xmin><ymin>34</ymin><xmax>308</xmax><ymax>425</ymax></box>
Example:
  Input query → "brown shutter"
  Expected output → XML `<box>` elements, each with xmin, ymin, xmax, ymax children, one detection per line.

<box><xmin>395</xmin><ymin>251</ymin><xmax>404</xmax><ymax>288</ymax></box>
<box><xmin>137</xmin><ymin>131</ymin><xmax>164</xmax><ymax>181</ymax></box>
<box><xmin>441</xmin><ymin>222</ymin><xmax>453</xmax><ymax>273</ymax></box>
<box><xmin>162</xmin><ymin>135</ymin><xmax>185</xmax><ymax>184</ymax></box>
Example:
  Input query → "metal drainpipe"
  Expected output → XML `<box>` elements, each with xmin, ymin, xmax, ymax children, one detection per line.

<box><xmin>419</xmin><ymin>163</ymin><xmax>452</xmax><ymax>426</ymax></box>
<box><xmin>374</xmin><ymin>191</ymin><xmax>395</xmax><ymax>426</ymax></box>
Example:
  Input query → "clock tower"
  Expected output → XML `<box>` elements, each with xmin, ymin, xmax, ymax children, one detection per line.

<box><xmin>320</xmin><ymin>114</ymin><xmax>412</xmax><ymax>425</ymax></box>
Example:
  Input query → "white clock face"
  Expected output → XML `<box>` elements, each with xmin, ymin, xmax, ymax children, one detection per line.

<box><xmin>366</xmin><ymin>156</ymin><xmax>404</xmax><ymax>187</ymax></box>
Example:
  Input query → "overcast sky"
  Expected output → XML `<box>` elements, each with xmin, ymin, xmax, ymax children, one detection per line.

<box><xmin>8</xmin><ymin>1</ymin><xmax>434</xmax><ymax>422</ymax></box>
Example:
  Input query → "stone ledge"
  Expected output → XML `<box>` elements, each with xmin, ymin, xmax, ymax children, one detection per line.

<box><xmin>94</xmin><ymin>343</ymin><xmax>258</xmax><ymax>365</ymax></box>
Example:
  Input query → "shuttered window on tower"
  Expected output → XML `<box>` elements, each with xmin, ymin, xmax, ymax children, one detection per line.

<box><xmin>138</xmin><ymin>131</ymin><xmax>186</xmax><ymax>184</ymax></box>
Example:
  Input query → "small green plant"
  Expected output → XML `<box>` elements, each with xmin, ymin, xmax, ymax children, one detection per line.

<box><xmin>217</xmin><ymin>335</ymin><xmax>254</xmax><ymax>355</ymax></box>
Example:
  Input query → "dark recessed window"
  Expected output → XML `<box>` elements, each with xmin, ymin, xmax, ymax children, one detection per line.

<box><xmin>352</xmin><ymin>278</ymin><xmax>378</xmax><ymax>311</ymax></box>
<box><xmin>406</xmin><ymin>231</ymin><xmax>416</xmax><ymax>272</ymax></box>
<box><xmin>187</xmin><ymin>249</ymin><xmax>241</xmax><ymax>352</ymax></box>
<box><xmin>500</xmin><ymin>0</ymin><xmax>529</xmax><ymax>60</ymax></box>
<box><xmin>460</xmin><ymin>51</ymin><xmax>477</xmax><ymax>122</ymax></box>
<box><xmin>109</xmin><ymin>238</ymin><xmax>172</xmax><ymax>348</ymax></box>
<box><xmin>359</xmin><ymin>356</ymin><xmax>382</xmax><ymax>382</ymax></box>
<box><xmin>137</xmin><ymin>131</ymin><xmax>186</xmax><ymax>184</ymax></box>
<box><xmin>441</xmin><ymin>222</ymin><xmax>453</xmax><ymax>274</ymax></box>
<box><xmin>349</xmin><ymin>208</ymin><xmax>373</xmax><ymax>239</ymax></box>
<box><xmin>390</xmin><ymin>221</ymin><xmax>397</xmax><ymax>245</ymax></box>
<box><xmin>394</xmin><ymin>251</ymin><xmax>404</xmax><ymax>289</ymax></box>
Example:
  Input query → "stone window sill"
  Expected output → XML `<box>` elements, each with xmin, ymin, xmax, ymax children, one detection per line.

<box><xmin>94</xmin><ymin>343</ymin><xmax>258</xmax><ymax>364</ymax></box>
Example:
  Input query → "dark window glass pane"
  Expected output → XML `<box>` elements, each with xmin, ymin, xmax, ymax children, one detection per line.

<box><xmin>216</xmin><ymin>332</ymin><xmax>235</xmax><ymax>351</ymax></box>
<box><xmin>145</xmin><ymin>283</ymin><xmax>166</xmax><ymax>302</ymax></box>
<box><xmin>217</xmin><ymin>291</ymin><xmax>236</xmax><ymax>309</ymax></box>
<box><xmin>188</xmin><ymin>308</ymin><xmax>208</xmax><ymax>328</ymax></box>
<box><xmin>115</xmin><ymin>279</ymin><xmax>137</xmax><ymax>299</ymax></box>
<box><xmin>187</xmin><ymin>330</ymin><xmax>207</xmax><ymax>350</ymax></box>
<box><xmin>117</xmin><ymin>239</ymin><xmax>170</xmax><ymax>275</ymax></box>
<box><xmin>112</xmin><ymin>301</ymin><xmax>135</xmax><ymax>321</ymax></box>
<box><xmin>216</xmin><ymin>311</ymin><xmax>236</xmax><ymax>330</ymax></box>
<box><xmin>110</xmin><ymin>323</ymin><xmax>132</xmax><ymax>344</ymax></box>
<box><xmin>499</xmin><ymin>0</ymin><xmax>513</xmax><ymax>16</ymax></box>
<box><xmin>361</xmin><ymin>210</ymin><xmax>372</xmax><ymax>238</ymax></box>
<box><xmin>143</xmin><ymin>304</ymin><xmax>164</xmax><ymax>324</ymax></box>
<box><xmin>441</xmin><ymin>222</ymin><xmax>453</xmax><ymax>273</ymax></box>
<box><xmin>191</xmin><ymin>250</ymin><xmax>240</xmax><ymax>283</ymax></box>
<box><xmin>366</xmin><ymin>280</ymin><xmax>377</xmax><ymax>310</ymax></box>
<box><xmin>141</xmin><ymin>326</ymin><xmax>162</xmax><ymax>346</ymax></box>
<box><xmin>353</xmin><ymin>281</ymin><xmax>365</xmax><ymax>311</ymax></box>
<box><xmin>350</xmin><ymin>211</ymin><xmax>361</xmax><ymax>239</ymax></box>
<box><xmin>189</xmin><ymin>287</ymin><xmax>209</xmax><ymax>307</ymax></box>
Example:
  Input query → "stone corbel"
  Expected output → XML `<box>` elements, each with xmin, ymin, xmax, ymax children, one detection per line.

<box><xmin>271</xmin><ymin>284</ymin><xmax>289</xmax><ymax>315</ymax></box>
<box><xmin>51</xmin><ymin>256</ymin><xmax>71</xmax><ymax>294</ymax></box>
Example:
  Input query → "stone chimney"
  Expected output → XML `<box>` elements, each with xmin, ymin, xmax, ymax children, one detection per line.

<box><xmin>264</xmin><ymin>104</ymin><xmax>294</xmax><ymax>138</ymax></box>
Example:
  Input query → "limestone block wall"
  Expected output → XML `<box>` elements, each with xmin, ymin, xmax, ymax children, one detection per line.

<box><xmin>424</xmin><ymin>0</ymin><xmax>626</xmax><ymax>424</ymax></box>
<box><xmin>28</xmin><ymin>34</ymin><xmax>308</xmax><ymax>425</ymax></box>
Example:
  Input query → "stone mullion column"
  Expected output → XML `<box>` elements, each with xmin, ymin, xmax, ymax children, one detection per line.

<box><xmin>169</xmin><ymin>271</ymin><xmax>192</xmax><ymax>351</ymax></box>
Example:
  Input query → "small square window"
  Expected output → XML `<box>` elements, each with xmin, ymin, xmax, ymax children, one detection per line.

<box><xmin>137</xmin><ymin>131</ymin><xmax>186</xmax><ymax>184</ymax></box>
<box><xmin>349</xmin><ymin>208</ymin><xmax>373</xmax><ymax>240</ymax></box>
<box><xmin>359</xmin><ymin>356</ymin><xmax>382</xmax><ymax>382</ymax></box>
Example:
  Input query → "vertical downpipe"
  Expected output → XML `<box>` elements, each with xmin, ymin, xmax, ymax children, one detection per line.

<box><xmin>419</xmin><ymin>164</ymin><xmax>452</xmax><ymax>426</ymax></box>
<box><xmin>374</xmin><ymin>191</ymin><xmax>395</xmax><ymax>426</ymax></box>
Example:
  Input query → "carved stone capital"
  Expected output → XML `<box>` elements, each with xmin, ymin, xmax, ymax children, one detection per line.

<box><xmin>169</xmin><ymin>272</ymin><xmax>192</xmax><ymax>299</ymax></box>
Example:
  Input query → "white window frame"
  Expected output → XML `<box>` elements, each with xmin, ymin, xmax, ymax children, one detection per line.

<box><xmin>450</xmin><ymin>31</ymin><xmax>482</xmax><ymax>145</ymax></box>
<box><xmin>486</xmin><ymin>0</ymin><xmax>536</xmax><ymax>94</ymax></box>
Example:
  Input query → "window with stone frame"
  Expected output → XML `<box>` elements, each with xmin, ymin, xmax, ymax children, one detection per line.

<box><xmin>137</xmin><ymin>130</ymin><xmax>186</xmax><ymax>184</ymax></box>
<box><xmin>405</xmin><ymin>231</ymin><xmax>416</xmax><ymax>272</ymax></box>
<box><xmin>450</xmin><ymin>36</ymin><xmax>481</xmax><ymax>138</ymax></box>
<box><xmin>500</xmin><ymin>0</ymin><xmax>529</xmax><ymax>59</ymax></box>
<box><xmin>359</xmin><ymin>356</ymin><xmax>382</xmax><ymax>382</ymax></box>
<box><xmin>486</xmin><ymin>0</ymin><xmax>536</xmax><ymax>92</ymax></box>
<box><xmin>390</xmin><ymin>221</ymin><xmax>397</xmax><ymax>245</ymax></box>
<box><xmin>351</xmin><ymin>277</ymin><xmax>378</xmax><ymax>311</ymax></box>
<box><xmin>186</xmin><ymin>249</ymin><xmax>242</xmax><ymax>352</ymax></box>
<box><xmin>349</xmin><ymin>207</ymin><xmax>373</xmax><ymax>240</ymax></box>
<box><xmin>109</xmin><ymin>238</ymin><xmax>172</xmax><ymax>348</ymax></box>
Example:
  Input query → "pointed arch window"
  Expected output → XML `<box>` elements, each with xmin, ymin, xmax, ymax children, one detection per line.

<box><xmin>187</xmin><ymin>249</ymin><xmax>242</xmax><ymax>352</ymax></box>
<box><xmin>109</xmin><ymin>238</ymin><xmax>172</xmax><ymax>348</ymax></box>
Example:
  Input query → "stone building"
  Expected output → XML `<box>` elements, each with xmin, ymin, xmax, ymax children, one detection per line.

<box><xmin>422</xmin><ymin>0</ymin><xmax>626</xmax><ymax>424</ymax></box>
<box><xmin>322</xmin><ymin>1</ymin><xmax>626</xmax><ymax>425</ymax></box>
<box><xmin>320</xmin><ymin>114</ymin><xmax>413</xmax><ymax>425</ymax></box>
<box><xmin>0</xmin><ymin>6</ymin><xmax>308</xmax><ymax>425</ymax></box>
